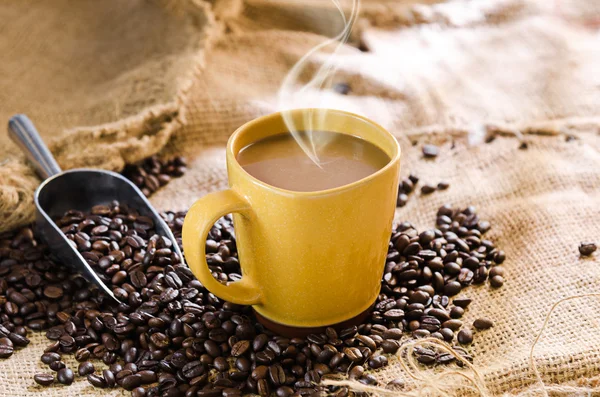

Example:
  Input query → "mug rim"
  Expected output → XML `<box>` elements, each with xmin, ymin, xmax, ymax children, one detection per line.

<box><xmin>227</xmin><ymin>108</ymin><xmax>401</xmax><ymax>197</ymax></box>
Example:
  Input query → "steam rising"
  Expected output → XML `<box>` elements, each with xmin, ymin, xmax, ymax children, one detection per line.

<box><xmin>277</xmin><ymin>0</ymin><xmax>360</xmax><ymax>166</ymax></box>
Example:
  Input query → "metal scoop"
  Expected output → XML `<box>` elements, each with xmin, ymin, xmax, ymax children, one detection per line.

<box><xmin>8</xmin><ymin>114</ymin><xmax>182</xmax><ymax>303</ymax></box>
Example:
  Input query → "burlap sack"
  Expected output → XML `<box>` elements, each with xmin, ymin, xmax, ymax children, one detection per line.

<box><xmin>1</xmin><ymin>0</ymin><xmax>600</xmax><ymax>395</ymax></box>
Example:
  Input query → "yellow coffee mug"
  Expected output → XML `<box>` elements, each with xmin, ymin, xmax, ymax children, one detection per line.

<box><xmin>183</xmin><ymin>109</ymin><xmax>400</xmax><ymax>328</ymax></box>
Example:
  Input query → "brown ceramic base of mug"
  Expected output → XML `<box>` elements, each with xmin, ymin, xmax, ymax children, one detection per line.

<box><xmin>253</xmin><ymin>304</ymin><xmax>374</xmax><ymax>338</ymax></box>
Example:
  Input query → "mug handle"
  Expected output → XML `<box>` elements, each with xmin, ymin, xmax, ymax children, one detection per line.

<box><xmin>182</xmin><ymin>189</ymin><xmax>262</xmax><ymax>305</ymax></box>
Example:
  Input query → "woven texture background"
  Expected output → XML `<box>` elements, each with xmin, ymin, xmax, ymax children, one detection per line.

<box><xmin>1</xmin><ymin>0</ymin><xmax>600</xmax><ymax>395</ymax></box>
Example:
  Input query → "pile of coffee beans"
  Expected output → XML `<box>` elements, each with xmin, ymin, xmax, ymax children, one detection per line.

<box><xmin>122</xmin><ymin>156</ymin><xmax>187</xmax><ymax>197</ymax></box>
<box><xmin>375</xmin><ymin>204</ymin><xmax>503</xmax><ymax>364</ymax></box>
<box><xmin>0</xmin><ymin>202</ymin><xmax>504</xmax><ymax>396</ymax></box>
<box><xmin>397</xmin><ymin>174</ymin><xmax>450</xmax><ymax>207</ymax></box>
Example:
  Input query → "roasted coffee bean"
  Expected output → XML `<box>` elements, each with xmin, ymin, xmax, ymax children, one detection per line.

<box><xmin>122</xmin><ymin>374</ymin><xmax>143</xmax><ymax>390</ymax></box>
<box><xmin>457</xmin><ymin>329</ymin><xmax>473</xmax><ymax>345</ymax></box>
<box><xmin>130</xmin><ymin>270</ymin><xmax>148</xmax><ymax>288</ymax></box>
<box><xmin>453</xmin><ymin>297</ymin><xmax>472</xmax><ymax>308</ymax></box>
<box><xmin>8</xmin><ymin>333</ymin><xmax>29</xmax><ymax>347</ymax></box>
<box><xmin>132</xmin><ymin>387</ymin><xmax>147</xmax><ymax>397</ymax></box>
<box><xmin>57</xmin><ymin>368</ymin><xmax>74</xmax><ymax>385</ymax></box>
<box><xmin>415</xmin><ymin>348</ymin><xmax>436</xmax><ymax>365</ymax></box>
<box><xmin>419</xmin><ymin>316</ymin><xmax>441</xmax><ymax>332</ymax></box>
<box><xmin>383</xmin><ymin>309</ymin><xmax>404</xmax><ymax>320</ymax></box>
<box><xmin>87</xmin><ymin>374</ymin><xmax>108</xmax><ymax>388</ymax></box>
<box><xmin>437</xmin><ymin>181</ymin><xmax>450</xmax><ymax>190</ymax></box>
<box><xmin>269</xmin><ymin>364</ymin><xmax>286</xmax><ymax>385</ymax></box>
<box><xmin>386</xmin><ymin>379</ymin><xmax>405</xmax><ymax>390</ymax></box>
<box><xmin>490</xmin><ymin>275</ymin><xmax>504</xmax><ymax>288</ymax></box>
<box><xmin>213</xmin><ymin>356</ymin><xmax>229</xmax><ymax>372</ymax></box>
<box><xmin>343</xmin><ymin>347</ymin><xmax>363</xmax><ymax>362</ymax></box>
<box><xmin>75</xmin><ymin>348</ymin><xmax>91</xmax><ymax>362</ymax></box>
<box><xmin>442</xmin><ymin>319</ymin><xmax>463</xmax><ymax>331</ymax></box>
<box><xmin>78</xmin><ymin>361</ymin><xmax>95</xmax><ymax>376</ymax></box>
<box><xmin>421</xmin><ymin>184</ymin><xmax>436</xmax><ymax>194</ymax></box>
<box><xmin>48</xmin><ymin>361</ymin><xmax>66</xmax><ymax>372</ymax></box>
<box><xmin>473</xmin><ymin>318</ymin><xmax>494</xmax><ymax>330</ymax></box>
<box><xmin>368</xmin><ymin>355</ymin><xmax>388</xmax><ymax>369</ymax></box>
<box><xmin>356</xmin><ymin>335</ymin><xmax>377</xmax><ymax>351</ymax></box>
<box><xmin>41</xmin><ymin>352</ymin><xmax>61</xmax><ymax>364</ymax></box>
<box><xmin>579</xmin><ymin>242</ymin><xmax>597</xmax><ymax>256</ymax></box>
<box><xmin>0</xmin><ymin>337</ymin><xmax>14</xmax><ymax>358</ymax></box>
<box><xmin>252</xmin><ymin>365</ymin><xmax>269</xmax><ymax>380</ymax></box>
<box><xmin>422</xmin><ymin>144</ymin><xmax>439</xmax><ymax>158</ymax></box>
<box><xmin>34</xmin><ymin>373</ymin><xmax>55</xmax><ymax>386</ymax></box>
<box><xmin>231</xmin><ymin>340</ymin><xmax>250</xmax><ymax>357</ymax></box>
<box><xmin>276</xmin><ymin>386</ymin><xmax>295</xmax><ymax>397</ymax></box>
<box><xmin>381</xmin><ymin>340</ymin><xmax>399</xmax><ymax>354</ymax></box>
<box><xmin>103</xmin><ymin>369</ymin><xmax>116</xmax><ymax>387</ymax></box>
<box><xmin>183</xmin><ymin>360</ymin><xmax>205</xmax><ymax>378</ymax></box>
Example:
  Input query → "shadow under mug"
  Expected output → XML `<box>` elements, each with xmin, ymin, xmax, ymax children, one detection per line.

<box><xmin>182</xmin><ymin>109</ymin><xmax>401</xmax><ymax>329</ymax></box>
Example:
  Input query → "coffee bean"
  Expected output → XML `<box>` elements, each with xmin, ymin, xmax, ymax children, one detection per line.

<box><xmin>421</xmin><ymin>184</ymin><xmax>436</xmax><ymax>195</ymax></box>
<box><xmin>183</xmin><ymin>360</ymin><xmax>205</xmax><ymax>378</ymax></box>
<box><xmin>138</xmin><ymin>370</ymin><xmax>157</xmax><ymax>384</ymax></box>
<box><xmin>437</xmin><ymin>181</ymin><xmax>450</xmax><ymax>190</ymax></box>
<box><xmin>343</xmin><ymin>347</ymin><xmax>363</xmax><ymax>362</ymax></box>
<box><xmin>269</xmin><ymin>364</ymin><xmax>285</xmax><ymax>385</ymax></box>
<box><xmin>252</xmin><ymin>365</ymin><xmax>269</xmax><ymax>381</ymax></box>
<box><xmin>473</xmin><ymin>318</ymin><xmax>494</xmax><ymax>330</ymax></box>
<box><xmin>41</xmin><ymin>352</ymin><xmax>61</xmax><ymax>364</ymax></box>
<box><xmin>457</xmin><ymin>329</ymin><xmax>473</xmax><ymax>345</ymax></box>
<box><xmin>382</xmin><ymin>328</ymin><xmax>402</xmax><ymax>340</ymax></box>
<box><xmin>579</xmin><ymin>242</ymin><xmax>597</xmax><ymax>257</ymax></box>
<box><xmin>0</xmin><ymin>337</ymin><xmax>14</xmax><ymax>358</ymax></box>
<box><xmin>415</xmin><ymin>348</ymin><xmax>436</xmax><ymax>364</ymax></box>
<box><xmin>78</xmin><ymin>361</ymin><xmax>95</xmax><ymax>376</ymax></box>
<box><xmin>87</xmin><ymin>374</ymin><xmax>108</xmax><ymax>388</ymax></box>
<box><xmin>490</xmin><ymin>275</ymin><xmax>504</xmax><ymax>288</ymax></box>
<box><xmin>222</xmin><ymin>388</ymin><xmax>242</xmax><ymax>397</ymax></box>
<box><xmin>356</xmin><ymin>335</ymin><xmax>377</xmax><ymax>351</ymax></box>
<box><xmin>122</xmin><ymin>374</ymin><xmax>143</xmax><ymax>390</ymax></box>
<box><xmin>257</xmin><ymin>379</ymin><xmax>271</xmax><ymax>397</ymax></box>
<box><xmin>34</xmin><ymin>373</ymin><xmax>55</xmax><ymax>386</ymax></box>
<box><xmin>386</xmin><ymin>379</ymin><xmax>404</xmax><ymax>390</ymax></box>
<box><xmin>231</xmin><ymin>340</ymin><xmax>250</xmax><ymax>357</ymax></box>
<box><xmin>452</xmin><ymin>297</ymin><xmax>472</xmax><ymax>308</ymax></box>
<box><xmin>444</xmin><ymin>281</ymin><xmax>462</xmax><ymax>296</ymax></box>
<box><xmin>332</xmin><ymin>83</ymin><xmax>350</xmax><ymax>95</ymax></box>
<box><xmin>450</xmin><ymin>306</ymin><xmax>464</xmax><ymax>318</ymax></box>
<box><xmin>383</xmin><ymin>309</ymin><xmax>404</xmax><ymax>320</ymax></box>
<box><xmin>422</xmin><ymin>144</ymin><xmax>439</xmax><ymax>158</ymax></box>
<box><xmin>130</xmin><ymin>270</ymin><xmax>147</xmax><ymax>288</ymax></box>
<box><xmin>442</xmin><ymin>319</ymin><xmax>463</xmax><ymax>331</ymax></box>
<box><xmin>57</xmin><ymin>368</ymin><xmax>74</xmax><ymax>385</ymax></box>
<box><xmin>103</xmin><ymin>369</ymin><xmax>116</xmax><ymax>387</ymax></box>
<box><xmin>368</xmin><ymin>355</ymin><xmax>388</xmax><ymax>369</ymax></box>
<box><xmin>381</xmin><ymin>340</ymin><xmax>399</xmax><ymax>354</ymax></box>
<box><xmin>132</xmin><ymin>387</ymin><xmax>147</xmax><ymax>397</ymax></box>
<box><xmin>489</xmin><ymin>266</ymin><xmax>504</xmax><ymax>278</ymax></box>
<box><xmin>277</xmin><ymin>386</ymin><xmax>295</xmax><ymax>397</ymax></box>
<box><xmin>419</xmin><ymin>316</ymin><xmax>441</xmax><ymax>332</ymax></box>
<box><xmin>214</xmin><ymin>357</ymin><xmax>229</xmax><ymax>372</ymax></box>
<box><xmin>7</xmin><ymin>332</ymin><xmax>29</xmax><ymax>347</ymax></box>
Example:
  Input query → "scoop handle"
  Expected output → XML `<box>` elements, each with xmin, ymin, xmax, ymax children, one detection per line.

<box><xmin>8</xmin><ymin>114</ymin><xmax>62</xmax><ymax>179</ymax></box>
